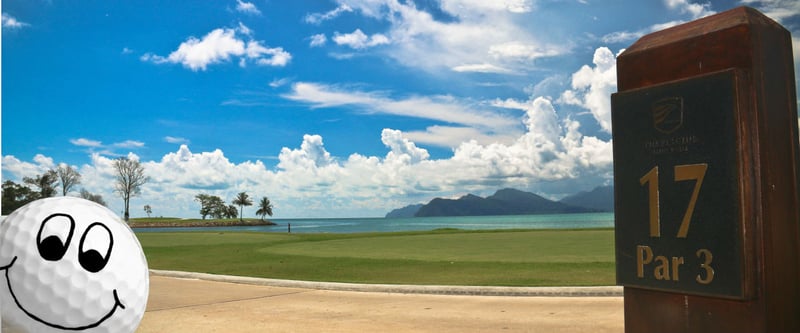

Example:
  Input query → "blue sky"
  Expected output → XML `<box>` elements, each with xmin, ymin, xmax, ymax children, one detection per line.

<box><xmin>3</xmin><ymin>0</ymin><xmax>799</xmax><ymax>218</ymax></box>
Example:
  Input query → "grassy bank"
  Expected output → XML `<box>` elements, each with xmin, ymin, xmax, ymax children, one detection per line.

<box><xmin>137</xmin><ymin>228</ymin><xmax>615</xmax><ymax>286</ymax></box>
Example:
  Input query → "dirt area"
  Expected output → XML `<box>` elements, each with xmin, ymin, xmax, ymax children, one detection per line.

<box><xmin>139</xmin><ymin>275</ymin><xmax>623</xmax><ymax>333</ymax></box>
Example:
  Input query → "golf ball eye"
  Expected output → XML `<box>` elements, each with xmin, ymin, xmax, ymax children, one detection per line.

<box><xmin>78</xmin><ymin>222</ymin><xmax>114</xmax><ymax>273</ymax></box>
<box><xmin>36</xmin><ymin>213</ymin><xmax>76</xmax><ymax>261</ymax></box>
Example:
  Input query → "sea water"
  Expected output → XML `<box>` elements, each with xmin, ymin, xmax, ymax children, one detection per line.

<box><xmin>133</xmin><ymin>212</ymin><xmax>614</xmax><ymax>233</ymax></box>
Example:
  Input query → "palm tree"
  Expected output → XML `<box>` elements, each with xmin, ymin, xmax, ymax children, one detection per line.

<box><xmin>256</xmin><ymin>197</ymin><xmax>274</xmax><ymax>221</ymax></box>
<box><xmin>232</xmin><ymin>192</ymin><xmax>253</xmax><ymax>221</ymax></box>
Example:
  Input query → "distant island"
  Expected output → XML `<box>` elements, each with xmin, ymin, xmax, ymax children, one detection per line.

<box><xmin>386</xmin><ymin>186</ymin><xmax>613</xmax><ymax>218</ymax></box>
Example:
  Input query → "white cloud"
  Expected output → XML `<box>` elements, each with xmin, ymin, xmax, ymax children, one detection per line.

<box><xmin>741</xmin><ymin>0</ymin><xmax>800</xmax><ymax>23</ymax></box>
<box><xmin>305</xmin><ymin>4</ymin><xmax>353</xmax><ymax>24</ymax></box>
<box><xmin>307</xmin><ymin>0</ymin><xmax>565</xmax><ymax>74</ymax></box>
<box><xmin>451</xmin><ymin>63</ymin><xmax>512</xmax><ymax>74</ymax></box>
<box><xmin>601</xmin><ymin>20</ymin><xmax>689</xmax><ymax>44</ymax></box>
<box><xmin>235</xmin><ymin>0</ymin><xmax>262</xmax><ymax>15</ymax></box>
<box><xmin>404</xmin><ymin>126</ymin><xmax>518</xmax><ymax>147</ymax></box>
<box><xmin>70</xmin><ymin>138</ymin><xmax>103</xmax><ymax>147</ymax></box>
<box><xmin>113</xmin><ymin>140</ymin><xmax>146</xmax><ymax>149</ymax></box>
<box><xmin>2</xmin><ymin>46</ymin><xmax>618</xmax><ymax>218</ymax></box>
<box><xmin>333</xmin><ymin>29</ymin><xmax>390</xmax><ymax>49</ymax></box>
<box><xmin>2</xmin><ymin>13</ymin><xmax>29</xmax><ymax>29</ymax></box>
<box><xmin>143</xmin><ymin>27</ymin><xmax>290</xmax><ymax>71</ymax></box>
<box><xmin>440</xmin><ymin>0</ymin><xmax>535</xmax><ymax>14</ymax></box>
<box><xmin>559</xmin><ymin>47</ymin><xmax>618</xmax><ymax>133</ymax></box>
<box><xmin>283</xmin><ymin>82</ymin><xmax>520</xmax><ymax>141</ymax></box>
<box><xmin>269</xmin><ymin>77</ymin><xmax>292</xmax><ymax>88</ymax></box>
<box><xmin>664</xmin><ymin>0</ymin><xmax>714</xmax><ymax>19</ymax></box>
<box><xmin>309</xmin><ymin>33</ymin><xmax>327</xmax><ymax>47</ymax></box>
<box><xmin>488</xmin><ymin>42</ymin><xmax>564</xmax><ymax>60</ymax></box>
<box><xmin>165</xmin><ymin>136</ymin><xmax>190</xmax><ymax>144</ymax></box>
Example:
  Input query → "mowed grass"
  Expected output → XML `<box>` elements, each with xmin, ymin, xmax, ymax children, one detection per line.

<box><xmin>136</xmin><ymin>229</ymin><xmax>615</xmax><ymax>286</ymax></box>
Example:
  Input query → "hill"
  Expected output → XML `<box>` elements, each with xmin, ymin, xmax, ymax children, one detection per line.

<box><xmin>386</xmin><ymin>187</ymin><xmax>614</xmax><ymax>218</ymax></box>
<box><xmin>385</xmin><ymin>204</ymin><xmax>424</xmax><ymax>218</ymax></box>
<box><xmin>558</xmin><ymin>185</ymin><xmax>614</xmax><ymax>212</ymax></box>
<box><xmin>413</xmin><ymin>188</ymin><xmax>598</xmax><ymax>217</ymax></box>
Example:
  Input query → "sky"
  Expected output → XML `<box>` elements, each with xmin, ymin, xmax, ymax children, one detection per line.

<box><xmin>2</xmin><ymin>0</ymin><xmax>799</xmax><ymax>219</ymax></box>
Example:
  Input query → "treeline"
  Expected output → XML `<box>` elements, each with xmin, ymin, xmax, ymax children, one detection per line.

<box><xmin>1</xmin><ymin>164</ymin><xmax>105</xmax><ymax>215</ymax></box>
<box><xmin>2</xmin><ymin>157</ymin><xmax>149</xmax><ymax>223</ymax></box>
<box><xmin>195</xmin><ymin>192</ymin><xmax>273</xmax><ymax>221</ymax></box>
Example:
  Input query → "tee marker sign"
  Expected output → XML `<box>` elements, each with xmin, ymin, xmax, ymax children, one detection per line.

<box><xmin>611</xmin><ymin>7</ymin><xmax>800</xmax><ymax>333</ymax></box>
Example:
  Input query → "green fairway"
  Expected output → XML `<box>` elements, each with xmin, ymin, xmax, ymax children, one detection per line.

<box><xmin>137</xmin><ymin>229</ymin><xmax>615</xmax><ymax>286</ymax></box>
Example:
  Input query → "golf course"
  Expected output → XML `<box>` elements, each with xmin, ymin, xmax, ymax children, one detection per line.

<box><xmin>137</xmin><ymin>228</ymin><xmax>615</xmax><ymax>286</ymax></box>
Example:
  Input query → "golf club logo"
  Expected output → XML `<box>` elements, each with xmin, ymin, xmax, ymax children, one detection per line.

<box><xmin>652</xmin><ymin>97</ymin><xmax>684</xmax><ymax>134</ymax></box>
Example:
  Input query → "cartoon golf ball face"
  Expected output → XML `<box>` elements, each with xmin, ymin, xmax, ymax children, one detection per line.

<box><xmin>0</xmin><ymin>197</ymin><xmax>149</xmax><ymax>333</ymax></box>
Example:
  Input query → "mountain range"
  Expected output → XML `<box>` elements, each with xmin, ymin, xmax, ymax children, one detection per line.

<box><xmin>385</xmin><ymin>186</ymin><xmax>614</xmax><ymax>218</ymax></box>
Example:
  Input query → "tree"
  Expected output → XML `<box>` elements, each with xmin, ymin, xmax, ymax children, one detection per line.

<box><xmin>1</xmin><ymin>180</ymin><xmax>38</xmax><ymax>215</ymax></box>
<box><xmin>195</xmin><ymin>194</ymin><xmax>226</xmax><ymax>219</ymax></box>
<box><xmin>144</xmin><ymin>205</ymin><xmax>152</xmax><ymax>218</ymax></box>
<box><xmin>79</xmin><ymin>188</ymin><xmax>107</xmax><ymax>206</ymax></box>
<box><xmin>225</xmin><ymin>205</ymin><xmax>239</xmax><ymax>219</ymax></box>
<box><xmin>256</xmin><ymin>196</ymin><xmax>273</xmax><ymax>221</ymax></box>
<box><xmin>23</xmin><ymin>170</ymin><xmax>58</xmax><ymax>198</ymax></box>
<box><xmin>113</xmin><ymin>157</ymin><xmax>149</xmax><ymax>222</ymax></box>
<box><xmin>55</xmin><ymin>164</ymin><xmax>81</xmax><ymax>196</ymax></box>
<box><xmin>232</xmin><ymin>192</ymin><xmax>253</xmax><ymax>221</ymax></box>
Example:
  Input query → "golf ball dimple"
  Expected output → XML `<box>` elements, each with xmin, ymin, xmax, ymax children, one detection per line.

<box><xmin>0</xmin><ymin>197</ymin><xmax>149</xmax><ymax>333</ymax></box>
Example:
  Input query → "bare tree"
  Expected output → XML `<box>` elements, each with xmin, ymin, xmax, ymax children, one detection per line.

<box><xmin>56</xmin><ymin>164</ymin><xmax>81</xmax><ymax>196</ymax></box>
<box><xmin>113</xmin><ymin>157</ymin><xmax>149</xmax><ymax>222</ymax></box>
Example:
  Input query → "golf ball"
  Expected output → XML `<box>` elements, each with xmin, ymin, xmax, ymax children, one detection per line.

<box><xmin>0</xmin><ymin>197</ymin><xmax>149</xmax><ymax>333</ymax></box>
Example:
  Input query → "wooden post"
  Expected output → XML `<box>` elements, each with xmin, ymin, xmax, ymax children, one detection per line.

<box><xmin>612</xmin><ymin>7</ymin><xmax>800</xmax><ymax>332</ymax></box>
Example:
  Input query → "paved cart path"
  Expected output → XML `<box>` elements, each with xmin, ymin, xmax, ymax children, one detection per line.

<box><xmin>139</xmin><ymin>275</ymin><xmax>623</xmax><ymax>333</ymax></box>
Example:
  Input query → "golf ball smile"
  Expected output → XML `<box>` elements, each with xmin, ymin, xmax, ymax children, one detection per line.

<box><xmin>0</xmin><ymin>197</ymin><xmax>149</xmax><ymax>333</ymax></box>
<box><xmin>2</xmin><ymin>255</ymin><xmax>126</xmax><ymax>330</ymax></box>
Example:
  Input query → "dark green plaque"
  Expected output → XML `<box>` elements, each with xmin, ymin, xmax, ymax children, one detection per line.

<box><xmin>612</xmin><ymin>69</ymin><xmax>748</xmax><ymax>299</ymax></box>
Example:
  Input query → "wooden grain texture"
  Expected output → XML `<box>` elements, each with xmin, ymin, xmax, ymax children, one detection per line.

<box><xmin>614</xmin><ymin>6</ymin><xmax>800</xmax><ymax>333</ymax></box>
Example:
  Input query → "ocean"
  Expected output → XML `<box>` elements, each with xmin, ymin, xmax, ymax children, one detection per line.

<box><xmin>133</xmin><ymin>212</ymin><xmax>614</xmax><ymax>233</ymax></box>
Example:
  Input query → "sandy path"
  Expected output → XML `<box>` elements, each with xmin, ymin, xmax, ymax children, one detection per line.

<box><xmin>139</xmin><ymin>275</ymin><xmax>623</xmax><ymax>333</ymax></box>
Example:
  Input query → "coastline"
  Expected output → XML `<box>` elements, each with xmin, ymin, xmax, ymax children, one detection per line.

<box><xmin>129</xmin><ymin>219</ymin><xmax>277</xmax><ymax>228</ymax></box>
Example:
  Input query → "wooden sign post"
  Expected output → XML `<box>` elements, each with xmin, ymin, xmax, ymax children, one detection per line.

<box><xmin>612</xmin><ymin>7</ymin><xmax>800</xmax><ymax>332</ymax></box>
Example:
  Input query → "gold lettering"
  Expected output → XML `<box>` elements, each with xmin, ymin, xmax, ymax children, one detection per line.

<box><xmin>696</xmin><ymin>249</ymin><xmax>715</xmax><ymax>285</ymax></box>
<box><xmin>654</xmin><ymin>256</ymin><xmax>670</xmax><ymax>280</ymax></box>
<box><xmin>636</xmin><ymin>245</ymin><xmax>653</xmax><ymax>278</ymax></box>
<box><xmin>674</xmin><ymin>164</ymin><xmax>708</xmax><ymax>238</ymax></box>
<box><xmin>671</xmin><ymin>256</ymin><xmax>684</xmax><ymax>281</ymax></box>
<box><xmin>639</xmin><ymin>167</ymin><xmax>660</xmax><ymax>237</ymax></box>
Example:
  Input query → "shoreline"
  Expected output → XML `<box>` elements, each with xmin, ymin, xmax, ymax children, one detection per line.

<box><xmin>129</xmin><ymin>219</ymin><xmax>277</xmax><ymax>228</ymax></box>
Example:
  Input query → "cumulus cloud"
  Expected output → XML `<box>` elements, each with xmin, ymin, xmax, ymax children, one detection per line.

<box><xmin>2</xmin><ymin>47</ymin><xmax>616</xmax><ymax>218</ymax></box>
<box><xmin>2</xmin><ymin>13</ymin><xmax>28</xmax><ymax>29</ymax></box>
<box><xmin>559</xmin><ymin>47</ymin><xmax>618</xmax><ymax>133</ymax></box>
<box><xmin>333</xmin><ymin>29</ymin><xmax>390</xmax><ymax>49</ymax></box>
<box><xmin>2</xmin><ymin>113</ymin><xmax>611</xmax><ymax>218</ymax></box>
<box><xmin>235</xmin><ymin>0</ymin><xmax>262</xmax><ymax>15</ymax></box>
<box><xmin>142</xmin><ymin>25</ymin><xmax>290</xmax><ymax>71</ymax></box>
